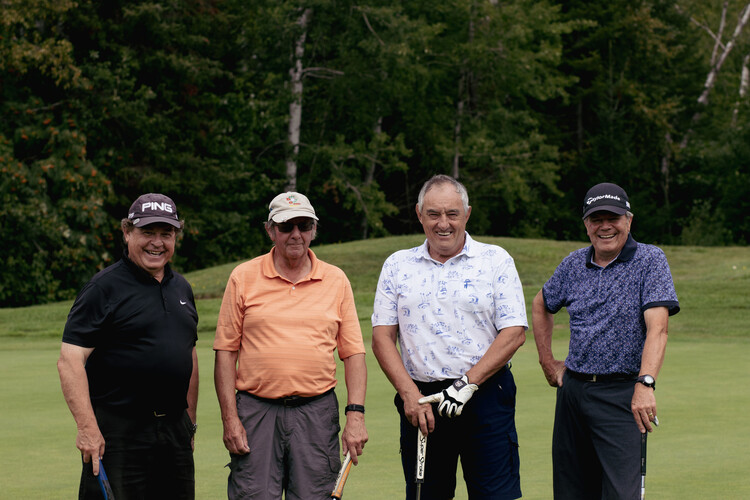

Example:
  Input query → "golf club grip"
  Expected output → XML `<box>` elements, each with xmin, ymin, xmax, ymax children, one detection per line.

<box><xmin>415</xmin><ymin>428</ymin><xmax>427</xmax><ymax>483</ymax></box>
<box><xmin>331</xmin><ymin>452</ymin><xmax>353</xmax><ymax>499</ymax></box>
<box><xmin>641</xmin><ymin>432</ymin><xmax>647</xmax><ymax>474</ymax></box>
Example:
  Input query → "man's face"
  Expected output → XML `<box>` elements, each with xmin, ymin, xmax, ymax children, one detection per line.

<box><xmin>124</xmin><ymin>223</ymin><xmax>176</xmax><ymax>278</ymax></box>
<box><xmin>584</xmin><ymin>211</ymin><xmax>632</xmax><ymax>263</ymax></box>
<box><xmin>267</xmin><ymin>217</ymin><xmax>316</xmax><ymax>262</ymax></box>
<box><xmin>416</xmin><ymin>182</ymin><xmax>471</xmax><ymax>263</ymax></box>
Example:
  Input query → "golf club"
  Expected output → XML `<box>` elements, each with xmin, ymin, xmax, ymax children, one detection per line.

<box><xmin>97</xmin><ymin>459</ymin><xmax>115</xmax><ymax>500</ymax></box>
<box><xmin>640</xmin><ymin>431</ymin><xmax>647</xmax><ymax>500</ymax></box>
<box><xmin>331</xmin><ymin>451</ymin><xmax>353</xmax><ymax>499</ymax></box>
<box><xmin>415</xmin><ymin>428</ymin><xmax>427</xmax><ymax>500</ymax></box>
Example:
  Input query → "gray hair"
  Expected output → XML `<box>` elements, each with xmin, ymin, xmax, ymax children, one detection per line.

<box><xmin>416</xmin><ymin>175</ymin><xmax>470</xmax><ymax>213</ymax></box>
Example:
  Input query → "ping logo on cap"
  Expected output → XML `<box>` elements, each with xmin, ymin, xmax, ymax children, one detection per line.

<box><xmin>141</xmin><ymin>201</ymin><xmax>174</xmax><ymax>213</ymax></box>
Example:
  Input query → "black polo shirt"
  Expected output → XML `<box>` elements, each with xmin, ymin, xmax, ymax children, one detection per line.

<box><xmin>63</xmin><ymin>253</ymin><xmax>198</xmax><ymax>414</ymax></box>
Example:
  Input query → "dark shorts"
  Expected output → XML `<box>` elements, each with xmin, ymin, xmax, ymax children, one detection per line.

<box><xmin>79</xmin><ymin>406</ymin><xmax>195</xmax><ymax>500</ymax></box>
<box><xmin>552</xmin><ymin>371</ymin><xmax>641</xmax><ymax>500</ymax></box>
<box><xmin>397</xmin><ymin>368</ymin><xmax>521</xmax><ymax>500</ymax></box>
<box><xmin>227</xmin><ymin>389</ymin><xmax>341</xmax><ymax>500</ymax></box>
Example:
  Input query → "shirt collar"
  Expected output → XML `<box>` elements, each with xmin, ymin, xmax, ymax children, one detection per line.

<box><xmin>121</xmin><ymin>249</ymin><xmax>173</xmax><ymax>283</ymax></box>
<box><xmin>262</xmin><ymin>247</ymin><xmax>323</xmax><ymax>281</ymax></box>
<box><xmin>585</xmin><ymin>233</ymin><xmax>637</xmax><ymax>268</ymax></box>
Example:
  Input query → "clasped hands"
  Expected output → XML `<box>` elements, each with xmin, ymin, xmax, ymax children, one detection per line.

<box><xmin>418</xmin><ymin>375</ymin><xmax>478</xmax><ymax>418</ymax></box>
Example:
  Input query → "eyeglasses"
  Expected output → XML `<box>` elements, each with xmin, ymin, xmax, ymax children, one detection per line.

<box><xmin>275</xmin><ymin>220</ymin><xmax>315</xmax><ymax>233</ymax></box>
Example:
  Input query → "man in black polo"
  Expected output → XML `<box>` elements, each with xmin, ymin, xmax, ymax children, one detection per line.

<box><xmin>58</xmin><ymin>193</ymin><xmax>199</xmax><ymax>499</ymax></box>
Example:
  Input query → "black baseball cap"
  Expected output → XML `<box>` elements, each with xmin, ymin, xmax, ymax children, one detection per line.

<box><xmin>127</xmin><ymin>193</ymin><xmax>181</xmax><ymax>228</ymax></box>
<box><xmin>582</xmin><ymin>183</ymin><xmax>631</xmax><ymax>219</ymax></box>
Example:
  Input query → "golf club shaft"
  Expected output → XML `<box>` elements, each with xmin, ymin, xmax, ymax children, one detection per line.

<box><xmin>640</xmin><ymin>432</ymin><xmax>647</xmax><ymax>500</ymax></box>
<box><xmin>97</xmin><ymin>460</ymin><xmax>116</xmax><ymax>500</ymax></box>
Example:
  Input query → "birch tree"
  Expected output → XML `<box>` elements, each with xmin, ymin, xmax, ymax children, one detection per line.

<box><xmin>676</xmin><ymin>1</ymin><xmax>750</xmax><ymax>148</ymax></box>
<box><xmin>285</xmin><ymin>8</ymin><xmax>312</xmax><ymax>191</ymax></box>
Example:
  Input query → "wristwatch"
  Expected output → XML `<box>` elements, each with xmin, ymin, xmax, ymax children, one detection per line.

<box><xmin>637</xmin><ymin>374</ymin><xmax>656</xmax><ymax>390</ymax></box>
<box><xmin>344</xmin><ymin>404</ymin><xmax>365</xmax><ymax>414</ymax></box>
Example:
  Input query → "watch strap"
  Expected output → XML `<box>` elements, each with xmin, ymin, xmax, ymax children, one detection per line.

<box><xmin>637</xmin><ymin>375</ymin><xmax>656</xmax><ymax>390</ymax></box>
<box><xmin>344</xmin><ymin>404</ymin><xmax>365</xmax><ymax>414</ymax></box>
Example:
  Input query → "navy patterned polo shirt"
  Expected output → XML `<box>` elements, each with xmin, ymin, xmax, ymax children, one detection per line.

<box><xmin>542</xmin><ymin>234</ymin><xmax>680</xmax><ymax>375</ymax></box>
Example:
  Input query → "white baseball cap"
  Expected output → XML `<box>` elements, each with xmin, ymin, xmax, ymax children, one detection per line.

<box><xmin>268</xmin><ymin>192</ymin><xmax>318</xmax><ymax>223</ymax></box>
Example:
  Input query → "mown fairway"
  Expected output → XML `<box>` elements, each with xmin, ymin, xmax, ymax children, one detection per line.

<box><xmin>1</xmin><ymin>235</ymin><xmax>748</xmax><ymax>499</ymax></box>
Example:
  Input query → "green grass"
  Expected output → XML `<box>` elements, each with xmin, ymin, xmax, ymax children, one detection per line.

<box><xmin>1</xmin><ymin>235</ymin><xmax>749</xmax><ymax>498</ymax></box>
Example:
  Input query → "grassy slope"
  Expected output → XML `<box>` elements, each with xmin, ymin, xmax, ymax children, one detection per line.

<box><xmin>0</xmin><ymin>235</ymin><xmax>748</xmax><ymax>498</ymax></box>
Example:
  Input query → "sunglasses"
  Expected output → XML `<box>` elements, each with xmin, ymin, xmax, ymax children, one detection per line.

<box><xmin>275</xmin><ymin>220</ymin><xmax>315</xmax><ymax>233</ymax></box>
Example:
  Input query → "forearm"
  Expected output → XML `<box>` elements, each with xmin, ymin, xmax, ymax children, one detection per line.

<box><xmin>342</xmin><ymin>353</ymin><xmax>367</xmax><ymax>405</ymax></box>
<box><xmin>214</xmin><ymin>350</ymin><xmax>240</xmax><ymax>422</ymax></box>
<box><xmin>466</xmin><ymin>325</ymin><xmax>525</xmax><ymax>386</ymax></box>
<box><xmin>341</xmin><ymin>353</ymin><xmax>368</xmax><ymax>462</ymax></box>
<box><xmin>57</xmin><ymin>345</ymin><xmax>97</xmax><ymax>431</ymax></box>
<box><xmin>187</xmin><ymin>347</ymin><xmax>199</xmax><ymax>423</ymax></box>
<box><xmin>532</xmin><ymin>290</ymin><xmax>556</xmax><ymax>364</ymax></box>
<box><xmin>640</xmin><ymin>307</ymin><xmax>669</xmax><ymax>378</ymax></box>
<box><xmin>371</xmin><ymin>326</ymin><xmax>421</xmax><ymax>400</ymax></box>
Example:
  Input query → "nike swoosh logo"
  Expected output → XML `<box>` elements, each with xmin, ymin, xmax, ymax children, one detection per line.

<box><xmin>180</xmin><ymin>300</ymin><xmax>187</xmax><ymax>305</ymax></box>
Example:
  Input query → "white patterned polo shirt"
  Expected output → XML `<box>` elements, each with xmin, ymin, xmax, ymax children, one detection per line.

<box><xmin>372</xmin><ymin>233</ymin><xmax>528</xmax><ymax>382</ymax></box>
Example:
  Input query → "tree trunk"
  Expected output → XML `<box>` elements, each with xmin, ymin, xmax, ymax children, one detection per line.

<box><xmin>285</xmin><ymin>8</ymin><xmax>313</xmax><ymax>192</ymax></box>
<box><xmin>360</xmin><ymin>117</ymin><xmax>382</xmax><ymax>239</ymax></box>
<box><xmin>732</xmin><ymin>52</ymin><xmax>750</xmax><ymax>126</ymax></box>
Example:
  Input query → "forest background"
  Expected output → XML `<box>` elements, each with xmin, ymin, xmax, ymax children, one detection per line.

<box><xmin>2</xmin><ymin>0</ymin><xmax>749</xmax><ymax>307</ymax></box>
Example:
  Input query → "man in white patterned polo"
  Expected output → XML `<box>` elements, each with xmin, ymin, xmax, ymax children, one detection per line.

<box><xmin>372</xmin><ymin>174</ymin><xmax>528</xmax><ymax>500</ymax></box>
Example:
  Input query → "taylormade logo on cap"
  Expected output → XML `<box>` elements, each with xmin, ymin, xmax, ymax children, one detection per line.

<box><xmin>581</xmin><ymin>183</ymin><xmax>631</xmax><ymax>219</ymax></box>
<box><xmin>585</xmin><ymin>194</ymin><xmax>629</xmax><ymax>207</ymax></box>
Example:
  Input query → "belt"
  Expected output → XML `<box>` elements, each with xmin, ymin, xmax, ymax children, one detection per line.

<box><xmin>246</xmin><ymin>388</ymin><xmax>334</xmax><ymax>408</ymax></box>
<box><xmin>567</xmin><ymin>370</ymin><xmax>637</xmax><ymax>383</ymax></box>
<box><xmin>413</xmin><ymin>362</ymin><xmax>512</xmax><ymax>392</ymax></box>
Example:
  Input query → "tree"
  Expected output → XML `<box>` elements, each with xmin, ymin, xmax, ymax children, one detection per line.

<box><xmin>551</xmin><ymin>0</ymin><xmax>706</xmax><ymax>242</ymax></box>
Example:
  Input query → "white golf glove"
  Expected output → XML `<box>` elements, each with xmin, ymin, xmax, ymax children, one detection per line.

<box><xmin>418</xmin><ymin>375</ymin><xmax>478</xmax><ymax>418</ymax></box>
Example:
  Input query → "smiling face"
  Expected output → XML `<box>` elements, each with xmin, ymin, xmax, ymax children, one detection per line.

<box><xmin>124</xmin><ymin>223</ymin><xmax>176</xmax><ymax>280</ymax></box>
<box><xmin>417</xmin><ymin>182</ymin><xmax>471</xmax><ymax>263</ymax></box>
<box><xmin>584</xmin><ymin>211</ymin><xmax>632</xmax><ymax>265</ymax></box>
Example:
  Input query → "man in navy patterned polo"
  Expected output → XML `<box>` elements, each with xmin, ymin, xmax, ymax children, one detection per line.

<box><xmin>532</xmin><ymin>182</ymin><xmax>680</xmax><ymax>500</ymax></box>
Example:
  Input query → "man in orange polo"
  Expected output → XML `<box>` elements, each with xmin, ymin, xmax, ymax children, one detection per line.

<box><xmin>214</xmin><ymin>191</ymin><xmax>368</xmax><ymax>499</ymax></box>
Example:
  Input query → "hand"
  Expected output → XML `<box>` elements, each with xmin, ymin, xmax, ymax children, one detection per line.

<box><xmin>222</xmin><ymin>415</ymin><xmax>250</xmax><ymax>455</ymax></box>
<box><xmin>76</xmin><ymin>424</ymin><xmax>105</xmax><ymax>476</ymax></box>
<box><xmin>418</xmin><ymin>375</ymin><xmax>478</xmax><ymax>418</ymax></box>
<box><xmin>631</xmin><ymin>383</ymin><xmax>658</xmax><ymax>433</ymax></box>
<box><xmin>540</xmin><ymin>358</ymin><xmax>566</xmax><ymax>387</ymax></box>
<box><xmin>341</xmin><ymin>411</ymin><xmax>368</xmax><ymax>465</ymax></box>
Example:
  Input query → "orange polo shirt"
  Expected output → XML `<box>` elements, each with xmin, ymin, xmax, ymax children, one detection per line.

<box><xmin>213</xmin><ymin>248</ymin><xmax>365</xmax><ymax>399</ymax></box>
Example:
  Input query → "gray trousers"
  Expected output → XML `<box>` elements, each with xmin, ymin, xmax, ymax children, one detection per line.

<box><xmin>227</xmin><ymin>390</ymin><xmax>341</xmax><ymax>499</ymax></box>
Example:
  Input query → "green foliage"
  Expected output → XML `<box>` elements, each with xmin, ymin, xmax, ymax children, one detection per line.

<box><xmin>0</xmin><ymin>123</ymin><xmax>113</xmax><ymax>306</ymax></box>
<box><xmin>1</xmin><ymin>0</ymin><xmax>749</xmax><ymax>305</ymax></box>
<box><xmin>0</xmin><ymin>0</ymin><xmax>82</xmax><ymax>87</ymax></box>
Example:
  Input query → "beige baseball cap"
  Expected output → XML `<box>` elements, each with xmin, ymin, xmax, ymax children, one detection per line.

<box><xmin>268</xmin><ymin>192</ymin><xmax>319</xmax><ymax>223</ymax></box>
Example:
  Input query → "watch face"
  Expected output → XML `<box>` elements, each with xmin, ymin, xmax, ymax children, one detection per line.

<box><xmin>644</xmin><ymin>375</ymin><xmax>655</xmax><ymax>384</ymax></box>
